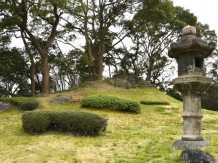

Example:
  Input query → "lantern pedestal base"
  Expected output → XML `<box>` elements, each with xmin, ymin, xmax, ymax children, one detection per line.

<box><xmin>172</xmin><ymin>140</ymin><xmax>209</xmax><ymax>150</ymax></box>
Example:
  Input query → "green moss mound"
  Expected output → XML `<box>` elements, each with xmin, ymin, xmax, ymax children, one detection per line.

<box><xmin>0</xmin><ymin>97</ymin><xmax>39</xmax><ymax>111</ymax></box>
<box><xmin>22</xmin><ymin>110</ymin><xmax>108</xmax><ymax>136</ymax></box>
<box><xmin>81</xmin><ymin>95</ymin><xmax>140</xmax><ymax>113</ymax></box>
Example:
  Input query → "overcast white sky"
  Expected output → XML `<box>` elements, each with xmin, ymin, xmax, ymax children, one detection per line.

<box><xmin>173</xmin><ymin>0</ymin><xmax>218</xmax><ymax>38</ymax></box>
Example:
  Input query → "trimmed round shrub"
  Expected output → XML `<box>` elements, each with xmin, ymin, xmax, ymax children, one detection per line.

<box><xmin>22</xmin><ymin>111</ymin><xmax>51</xmax><ymax>133</ymax></box>
<box><xmin>19</xmin><ymin>99</ymin><xmax>39</xmax><ymax>110</ymax></box>
<box><xmin>81</xmin><ymin>95</ymin><xmax>140</xmax><ymax>113</ymax></box>
<box><xmin>22</xmin><ymin>110</ymin><xmax>108</xmax><ymax>136</ymax></box>
<box><xmin>0</xmin><ymin>97</ymin><xmax>39</xmax><ymax>111</ymax></box>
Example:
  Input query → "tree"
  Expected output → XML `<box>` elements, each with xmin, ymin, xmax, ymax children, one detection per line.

<box><xmin>0</xmin><ymin>48</ymin><xmax>29</xmax><ymax>95</ymax></box>
<box><xmin>49</xmin><ymin>48</ymin><xmax>82</xmax><ymax>91</ymax></box>
<box><xmin>63</xmin><ymin>0</ymin><xmax>135</xmax><ymax>80</ymax></box>
<box><xmin>202</xmin><ymin>49</ymin><xmax>218</xmax><ymax>111</ymax></box>
<box><xmin>1</xmin><ymin>0</ymin><xmax>217</xmax><ymax>95</ymax></box>
<box><xmin>115</xmin><ymin>0</ymin><xmax>179</xmax><ymax>84</ymax></box>
<box><xmin>0</xmin><ymin>0</ymin><xmax>65</xmax><ymax>94</ymax></box>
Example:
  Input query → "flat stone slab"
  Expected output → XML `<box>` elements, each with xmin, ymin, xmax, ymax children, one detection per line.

<box><xmin>172</xmin><ymin>140</ymin><xmax>209</xmax><ymax>149</ymax></box>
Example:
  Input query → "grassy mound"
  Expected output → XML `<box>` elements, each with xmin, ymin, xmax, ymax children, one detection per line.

<box><xmin>2</xmin><ymin>81</ymin><xmax>218</xmax><ymax>162</ymax></box>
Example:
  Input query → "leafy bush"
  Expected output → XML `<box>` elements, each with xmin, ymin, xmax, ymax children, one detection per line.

<box><xmin>22</xmin><ymin>110</ymin><xmax>108</xmax><ymax>136</ymax></box>
<box><xmin>0</xmin><ymin>97</ymin><xmax>39</xmax><ymax>111</ymax></box>
<box><xmin>81</xmin><ymin>95</ymin><xmax>140</xmax><ymax>113</ymax></box>
<box><xmin>22</xmin><ymin>110</ymin><xmax>51</xmax><ymax>133</ymax></box>
<box><xmin>140</xmin><ymin>100</ymin><xmax>170</xmax><ymax>105</ymax></box>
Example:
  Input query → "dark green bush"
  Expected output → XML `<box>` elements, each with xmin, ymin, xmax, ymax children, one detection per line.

<box><xmin>22</xmin><ymin>111</ymin><xmax>51</xmax><ymax>133</ymax></box>
<box><xmin>81</xmin><ymin>95</ymin><xmax>140</xmax><ymax>113</ymax></box>
<box><xmin>140</xmin><ymin>100</ymin><xmax>170</xmax><ymax>105</ymax></box>
<box><xmin>22</xmin><ymin>110</ymin><xmax>108</xmax><ymax>136</ymax></box>
<box><xmin>19</xmin><ymin>99</ymin><xmax>39</xmax><ymax>111</ymax></box>
<box><xmin>0</xmin><ymin>97</ymin><xmax>39</xmax><ymax>111</ymax></box>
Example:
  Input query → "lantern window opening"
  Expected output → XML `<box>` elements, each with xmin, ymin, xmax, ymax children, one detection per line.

<box><xmin>195</xmin><ymin>57</ymin><xmax>202</xmax><ymax>68</ymax></box>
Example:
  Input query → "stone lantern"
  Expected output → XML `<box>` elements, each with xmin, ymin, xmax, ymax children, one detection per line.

<box><xmin>168</xmin><ymin>26</ymin><xmax>216</xmax><ymax>150</ymax></box>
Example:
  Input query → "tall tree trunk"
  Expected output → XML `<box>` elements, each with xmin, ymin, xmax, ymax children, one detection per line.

<box><xmin>97</xmin><ymin>35</ymin><xmax>105</xmax><ymax>80</ymax></box>
<box><xmin>145</xmin><ymin>72</ymin><xmax>152</xmax><ymax>82</ymax></box>
<box><xmin>145</xmin><ymin>58</ymin><xmax>154</xmax><ymax>82</ymax></box>
<box><xmin>108</xmin><ymin>65</ymin><xmax>111</xmax><ymax>78</ymax></box>
<box><xmin>30</xmin><ymin>64</ymin><xmax>35</xmax><ymax>96</ymax></box>
<box><xmin>83</xmin><ymin>9</ymin><xmax>97</xmax><ymax>79</ymax></box>
<box><xmin>41</xmin><ymin>54</ymin><xmax>50</xmax><ymax>94</ymax></box>
<box><xmin>97</xmin><ymin>56</ymin><xmax>103</xmax><ymax>80</ymax></box>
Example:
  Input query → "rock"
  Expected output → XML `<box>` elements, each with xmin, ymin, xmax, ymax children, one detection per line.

<box><xmin>112</xmin><ymin>75</ymin><xmax>154</xmax><ymax>89</ymax></box>
<box><xmin>0</xmin><ymin>102</ymin><xmax>11</xmax><ymax>111</ymax></box>
<box><xmin>51</xmin><ymin>95</ymin><xmax>70</xmax><ymax>105</ymax></box>
<box><xmin>180</xmin><ymin>149</ymin><xmax>217</xmax><ymax>163</ymax></box>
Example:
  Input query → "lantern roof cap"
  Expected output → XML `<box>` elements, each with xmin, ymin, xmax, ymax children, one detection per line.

<box><xmin>168</xmin><ymin>26</ymin><xmax>215</xmax><ymax>58</ymax></box>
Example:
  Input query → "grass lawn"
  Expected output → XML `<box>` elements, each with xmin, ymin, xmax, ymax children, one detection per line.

<box><xmin>0</xmin><ymin>81</ymin><xmax>218</xmax><ymax>162</ymax></box>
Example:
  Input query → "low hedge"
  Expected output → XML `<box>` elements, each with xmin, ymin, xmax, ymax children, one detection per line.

<box><xmin>140</xmin><ymin>100</ymin><xmax>170</xmax><ymax>105</ymax></box>
<box><xmin>22</xmin><ymin>110</ymin><xmax>108</xmax><ymax>136</ymax></box>
<box><xmin>0</xmin><ymin>97</ymin><xmax>39</xmax><ymax>111</ymax></box>
<box><xmin>80</xmin><ymin>95</ymin><xmax>140</xmax><ymax>113</ymax></box>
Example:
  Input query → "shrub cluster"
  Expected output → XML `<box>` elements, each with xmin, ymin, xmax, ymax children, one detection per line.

<box><xmin>140</xmin><ymin>100</ymin><xmax>170</xmax><ymax>105</ymax></box>
<box><xmin>22</xmin><ymin>110</ymin><xmax>108</xmax><ymax>136</ymax></box>
<box><xmin>81</xmin><ymin>95</ymin><xmax>140</xmax><ymax>113</ymax></box>
<box><xmin>0</xmin><ymin>97</ymin><xmax>39</xmax><ymax>111</ymax></box>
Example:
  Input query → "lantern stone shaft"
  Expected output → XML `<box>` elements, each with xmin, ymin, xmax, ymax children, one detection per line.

<box><xmin>168</xmin><ymin>26</ymin><xmax>216</xmax><ymax>149</ymax></box>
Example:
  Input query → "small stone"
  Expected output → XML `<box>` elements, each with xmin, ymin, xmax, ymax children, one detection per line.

<box><xmin>51</xmin><ymin>95</ymin><xmax>70</xmax><ymax>105</ymax></box>
<box><xmin>0</xmin><ymin>102</ymin><xmax>11</xmax><ymax>111</ymax></box>
<box><xmin>180</xmin><ymin>149</ymin><xmax>217</xmax><ymax>163</ymax></box>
